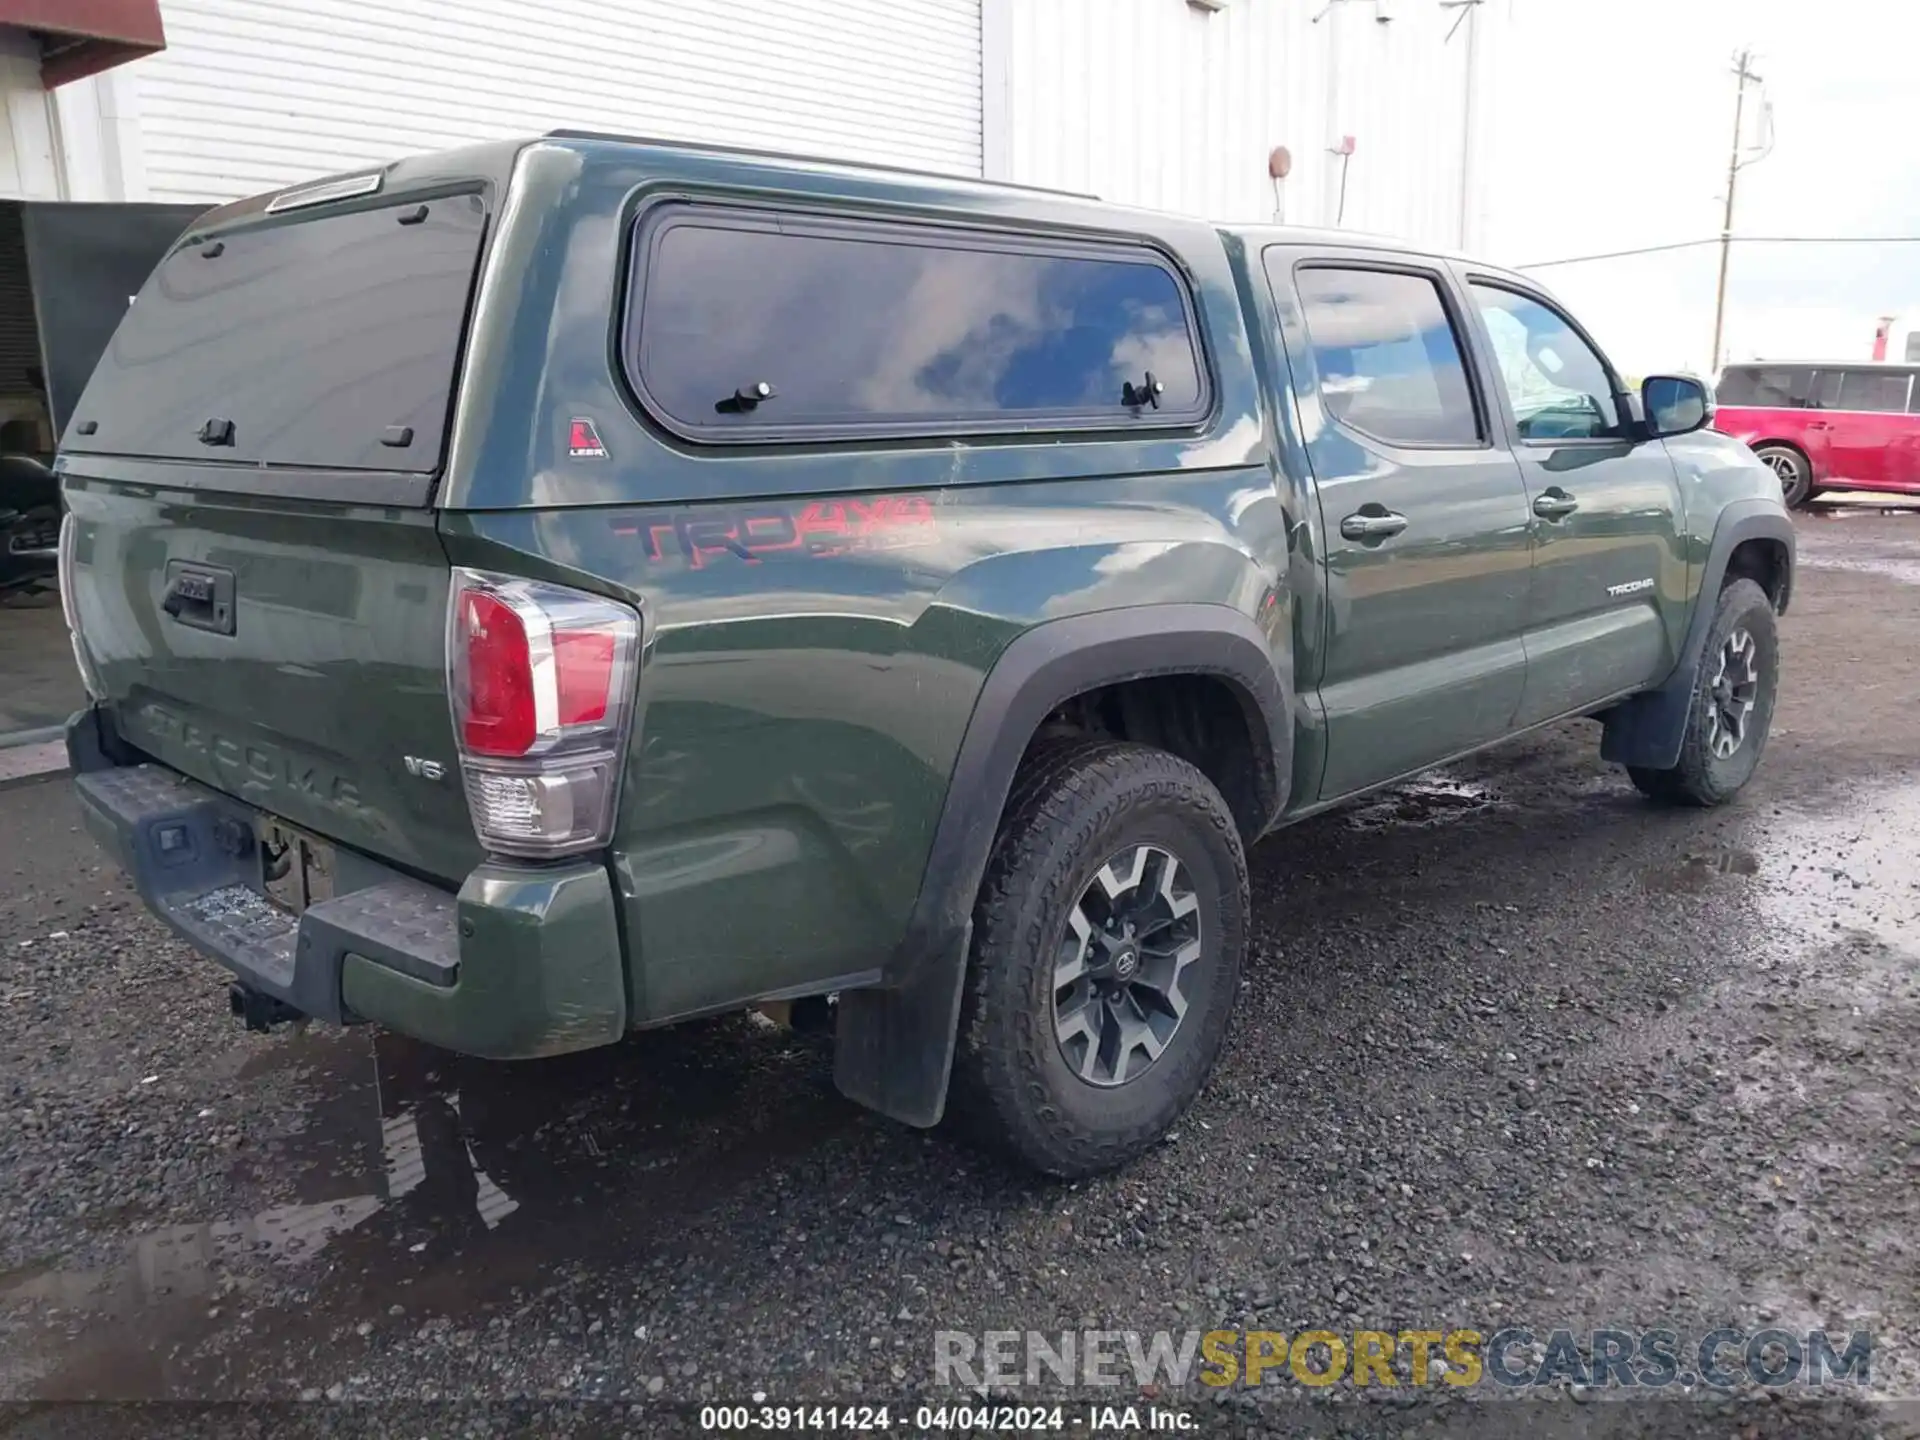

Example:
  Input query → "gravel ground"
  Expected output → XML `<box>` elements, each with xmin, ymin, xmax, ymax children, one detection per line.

<box><xmin>3</xmin><ymin>509</ymin><xmax>1919</xmax><ymax>1439</ymax></box>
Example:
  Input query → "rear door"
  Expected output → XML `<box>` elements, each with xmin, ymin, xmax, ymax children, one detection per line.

<box><xmin>1816</xmin><ymin>366</ymin><xmax>1915</xmax><ymax>489</ymax></box>
<box><xmin>58</xmin><ymin>176</ymin><xmax>497</xmax><ymax>885</ymax></box>
<box><xmin>1266</xmin><ymin>247</ymin><xmax>1534</xmax><ymax>800</ymax></box>
<box><xmin>1456</xmin><ymin>274</ymin><xmax>1686</xmax><ymax>726</ymax></box>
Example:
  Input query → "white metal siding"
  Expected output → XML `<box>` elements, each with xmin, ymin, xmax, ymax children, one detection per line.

<box><xmin>0</xmin><ymin>34</ymin><xmax>62</xmax><ymax>202</ymax></box>
<box><xmin>999</xmin><ymin>0</ymin><xmax>1499</xmax><ymax>251</ymax></box>
<box><xmin>127</xmin><ymin>0</ymin><xmax>983</xmax><ymax>205</ymax></box>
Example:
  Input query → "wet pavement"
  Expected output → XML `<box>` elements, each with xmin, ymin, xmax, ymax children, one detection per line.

<box><xmin>0</xmin><ymin>593</ymin><xmax>81</xmax><ymax>738</ymax></box>
<box><xmin>2</xmin><ymin>511</ymin><xmax>1920</xmax><ymax>1437</ymax></box>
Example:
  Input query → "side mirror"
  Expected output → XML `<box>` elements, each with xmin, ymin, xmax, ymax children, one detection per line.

<box><xmin>1642</xmin><ymin>374</ymin><xmax>1713</xmax><ymax>438</ymax></box>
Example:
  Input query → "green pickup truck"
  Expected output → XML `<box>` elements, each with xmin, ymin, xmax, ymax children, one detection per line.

<box><xmin>56</xmin><ymin>134</ymin><xmax>1792</xmax><ymax>1177</ymax></box>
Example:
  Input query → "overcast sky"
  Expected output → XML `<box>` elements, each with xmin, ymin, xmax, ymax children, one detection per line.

<box><xmin>1483</xmin><ymin>0</ymin><xmax>1920</xmax><ymax>375</ymax></box>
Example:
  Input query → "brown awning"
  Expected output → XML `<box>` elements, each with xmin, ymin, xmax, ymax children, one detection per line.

<box><xmin>0</xmin><ymin>0</ymin><xmax>166</xmax><ymax>88</ymax></box>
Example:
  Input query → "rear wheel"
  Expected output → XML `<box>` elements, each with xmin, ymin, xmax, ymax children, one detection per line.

<box><xmin>1754</xmin><ymin>444</ymin><xmax>1814</xmax><ymax>508</ymax></box>
<box><xmin>1627</xmin><ymin>578</ymin><xmax>1779</xmax><ymax>807</ymax></box>
<box><xmin>947</xmin><ymin>741</ymin><xmax>1249</xmax><ymax>1177</ymax></box>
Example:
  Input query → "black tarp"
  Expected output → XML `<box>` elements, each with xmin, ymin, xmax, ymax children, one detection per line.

<box><xmin>16</xmin><ymin>201</ymin><xmax>208</xmax><ymax>437</ymax></box>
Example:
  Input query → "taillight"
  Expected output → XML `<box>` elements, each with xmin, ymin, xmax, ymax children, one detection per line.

<box><xmin>447</xmin><ymin>569</ymin><xmax>642</xmax><ymax>859</ymax></box>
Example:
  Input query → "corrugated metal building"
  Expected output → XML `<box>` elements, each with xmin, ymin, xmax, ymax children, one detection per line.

<box><xmin>14</xmin><ymin>0</ymin><xmax>1504</xmax><ymax>248</ymax></box>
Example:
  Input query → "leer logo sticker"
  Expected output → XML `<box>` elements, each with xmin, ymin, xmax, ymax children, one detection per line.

<box><xmin>568</xmin><ymin>417</ymin><xmax>609</xmax><ymax>460</ymax></box>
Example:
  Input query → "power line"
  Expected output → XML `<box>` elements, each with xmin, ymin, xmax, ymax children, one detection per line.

<box><xmin>1517</xmin><ymin>235</ymin><xmax>1920</xmax><ymax>270</ymax></box>
<box><xmin>1517</xmin><ymin>238</ymin><xmax>1718</xmax><ymax>269</ymax></box>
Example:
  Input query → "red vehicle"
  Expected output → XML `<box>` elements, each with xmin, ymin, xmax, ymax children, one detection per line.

<box><xmin>1712</xmin><ymin>361</ymin><xmax>1920</xmax><ymax>507</ymax></box>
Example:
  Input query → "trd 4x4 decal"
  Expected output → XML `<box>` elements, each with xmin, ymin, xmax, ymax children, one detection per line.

<box><xmin>611</xmin><ymin>495</ymin><xmax>937</xmax><ymax>568</ymax></box>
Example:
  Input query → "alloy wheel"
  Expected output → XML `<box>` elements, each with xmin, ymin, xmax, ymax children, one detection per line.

<box><xmin>1761</xmin><ymin>449</ymin><xmax>1808</xmax><ymax>505</ymax></box>
<box><xmin>1052</xmin><ymin>844</ymin><xmax>1203</xmax><ymax>1088</ymax></box>
<box><xmin>1706</xmin><ymin>627</ymin><xmax>1761</xmax><ymax>760</ymax></box>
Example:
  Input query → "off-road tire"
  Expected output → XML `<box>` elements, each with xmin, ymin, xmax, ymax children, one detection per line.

<box><xmin>1627</xmin><ymin>578</ymin><xmax>1779</xmax><ymax>807</ymax></box>
<box><xmin>946</xmin><ymin>740</ymin><xmax>1249</xmax><ymax>1177</ymax></box>
<box><xmin>1754</xmin><ymin>444</ymin><xmax>1814</xmax><ymax>509</ymax></box>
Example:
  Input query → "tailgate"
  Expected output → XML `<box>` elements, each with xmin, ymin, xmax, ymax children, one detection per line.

<box><xmin>57</xmin><ymin>171</ymin><xmax>498</xmax><ymax>886</ymax></box>
<box><xmin>62</xmin><ymin>483</ymin><xmax>480</xmax><ymax>884</ymax></box>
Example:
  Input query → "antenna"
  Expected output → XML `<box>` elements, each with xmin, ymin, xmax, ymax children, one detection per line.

<box><xmin>1440</xmin><ymin>0</ymin><xmax>1483</xmax><ymax>43</ymax></box>
<box><xmin>1311</xmin><ymin>0</ymin><xmax>1393</xmax><ymax>23</ymax></box>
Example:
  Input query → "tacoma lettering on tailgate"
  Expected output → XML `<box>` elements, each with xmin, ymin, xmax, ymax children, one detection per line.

<box><xmin>137</xmin><ymin>702</ymin><xmax>366</xmax><ymax>817</ymax></box>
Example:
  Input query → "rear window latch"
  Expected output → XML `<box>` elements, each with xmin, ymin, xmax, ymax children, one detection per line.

<box><xmin>1122</xmin><ymin>371</ymin><xmax>1166</xmax><ymax>410</ymax></box>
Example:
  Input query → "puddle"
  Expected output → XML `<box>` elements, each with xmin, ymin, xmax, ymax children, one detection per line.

<box><xmin>1640</xmin><ymin>782</ymin><xmax>1920</xmax><ymax>955</ymax></box>
<box><xmin>2</xmin><ymin>1198</ymin><xmax>383</xmax><ymax>1314</ymax></box>
<box><xmin>1805</xmin><ymin>503</ymin><xmax>1920</xmax><ymax>519</ymax></box>
<box><xmin>1341</xmin><ymin>773</ymin><xmax>1497</xmax><ymax>832</ymax></box>
<box><xmin>0</xmin><ymin>1054</ymin><xmax>528</xmax><ymax>1316</ymax></box>
<box><xmin>1794</xmin><ymin>514</ymin><xmax>1920</xmax><ymax>585</ymax></box>
<box><xmin>1648</xmin><ymin>845</ymin><xmax>1761</xmax><ymax>891</ymax></box>
<box><xmin>1797</xmin><ymin>553</ymin><xmax>1920</xmax><ymax>586</ymax></box>
<box><xmin>2</xmin><ymin>1012</ymin><xmax>857</xmax><ymax>1397</ymax></box>
<box><xmin>1745</xmin><ymin>783</ymin><xmax>1920</xmax><ymax>955</ymax></box>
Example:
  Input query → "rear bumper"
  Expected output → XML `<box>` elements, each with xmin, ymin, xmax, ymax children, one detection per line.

<box><xmin>67</xmin><ymin>707</ymin><xmax>627</xmax><ymax>1059</ymax></box>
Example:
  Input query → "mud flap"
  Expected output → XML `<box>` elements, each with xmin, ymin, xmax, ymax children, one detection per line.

<box><xmin>832</xmin><ymin>921</ymin><xmax>970</xmax><ymax>1128</ymax></box>
<box><xmin>1599</xmin><ymin>659</ymin><xmax>1698</xmax><ymax>770</ymax></box>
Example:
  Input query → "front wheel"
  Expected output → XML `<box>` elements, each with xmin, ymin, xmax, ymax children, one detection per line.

<box><xmin>1754</xmin><ymin>444</ymin><xmax>1814</xmax><ymax>509</ymax></box>
<box><xmin>1627</xmin><ymin>578</ymin><xmax>1779</xmax><ymax>807</ymax></box>
<box><xmin>947</xmin><ymin>741</ymin><xmax>1249</xmax><ymax>1177</ymax></box>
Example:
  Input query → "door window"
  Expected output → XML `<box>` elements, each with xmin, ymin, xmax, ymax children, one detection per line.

<box><xmin>1834</xmin><ymin>369</ymin><xmax>1912</xmax><ymax>413</ymax></box>
<box><xmin>1716</xmin><ymin>367</ymin><xmax>1807</xmax><ymax>408</ymax></box>
<box><xmin>1469</xmin><ymin>284</ymin><xmax>1621</xmax><ymax>441</ymax></box>
<box><xmin>1290</xmin><ymin>265</ymin><xmax>1481</xmax><ymax>446</ymax></box>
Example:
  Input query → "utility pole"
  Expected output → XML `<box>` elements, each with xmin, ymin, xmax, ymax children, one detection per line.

<box><xmin>1710</xmin><ymin>49</ymin><xmax>1766</xmax><ymax>375</ymax></box>
<box><xmin>1441</xmin><ymin>0</ymin><xmax>1486</xmax><ymax>251</ymax></box>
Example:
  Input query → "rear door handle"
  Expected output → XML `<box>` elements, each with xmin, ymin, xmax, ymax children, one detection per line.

<box><xmin>1532</xmin><ymin>490</ymin><xmax>1580</xmax><ymax>520</ymax></box>
<box><xmin>1339</xmin><ymin>510</ymin><xmax>1409</xmax><ymax>541</ymax></box>
<box><xmin>162</xmin><ymin>561</ymin><xmax>236</xmax><ymax>635</ymax></box>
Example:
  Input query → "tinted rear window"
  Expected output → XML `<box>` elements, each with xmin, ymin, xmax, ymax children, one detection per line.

<box><xmin>64</xmin><ymin>193</ymin><xmax>487</xmax><ymax>472</ymax></box>
<box><xmin>1835</xmin><ymin>369</ymin><xmax>1912</xmax><ymax>413</ymax></box>
<box><xmin>626</xmin><ymin>206</ymin><xmax>1209</xmax><ymax>439</ymax></box>
<box><xmin>1716</xmin><ymin>366</ymin><xmax>1805</xmax><ymax>407</ymax></box>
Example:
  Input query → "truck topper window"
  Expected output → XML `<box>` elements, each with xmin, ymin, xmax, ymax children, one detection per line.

<box><xmin>624</xmin><ymin>203</ymin><xmax>1211</xmax><ymax>443</ymax></box>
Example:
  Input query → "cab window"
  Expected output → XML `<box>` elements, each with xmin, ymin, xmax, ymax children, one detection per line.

<box><xmin>1290</xmin><ymin>265</ymin><xmax>1482</xmax><ymax>447</ymax></box>
<box><xmin>1469</xmin><ymin>284</ymin><xmax>1620</xmax><ymax>441</ymax></box>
